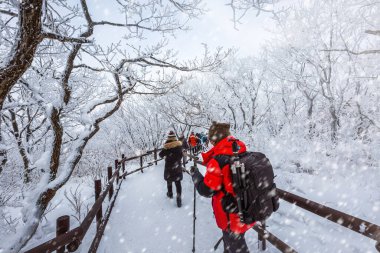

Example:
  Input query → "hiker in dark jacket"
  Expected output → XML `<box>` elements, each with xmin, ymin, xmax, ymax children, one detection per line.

<box><xmin>179</xmin><ymin>135</ymin><xmax>189</xmax><ymax>151</ymax></box>
<box><xmin>178</xmin><ymin>135</ymin><xmax>189</xmax><ymax>165</ymax></box>
<box><xmin>159</xmin><ymin>131</ymin><xmax>183</xmax><ymax>207</ymax></box>
<box><xmin>200</xmin><ymin>132</ymin><xmax>209</xmax><ymax>151</ymax></box>
<box><xmin>196</xmin><ymin>133</ymin><xmax>202</xmax><ymax>153</ymax></box>
<box><xmin>190</xmin><ymin>122</ymin><xmax>253</xmax><ymax>253</ymax></box>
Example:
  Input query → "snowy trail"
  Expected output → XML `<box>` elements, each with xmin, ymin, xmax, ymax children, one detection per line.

<box><xmin>97</xmin><ymin>162</ymin><xmax>266</xmax><ymax>253</ymax></box>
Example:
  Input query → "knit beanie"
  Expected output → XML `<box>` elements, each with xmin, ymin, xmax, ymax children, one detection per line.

<box><xmin>166</xmin><ymin>130</ymin><xmax>177</xmax><ymax>143</ymax></box>
<box><xmin>208</xmin><ymin>121</ymin><xmax>231</xmax><ymax>144</ymax></box>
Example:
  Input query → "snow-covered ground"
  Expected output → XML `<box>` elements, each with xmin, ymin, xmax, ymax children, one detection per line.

<box><xmin>98</xmin><ymin>162</ymin><xmax>267</xmax><ymax>253</ymax></box>
<box><xmin>96</xmin><ymin>160</ymin><xmax>380</xmax><ymax>253</ymax></box>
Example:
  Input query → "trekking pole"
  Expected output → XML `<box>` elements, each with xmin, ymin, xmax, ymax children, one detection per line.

<box><xmin>192</xmin><ymin>184</ymin><xmax>196</xmax><ymax>253</ymax></box>
<box><xmin>192</xmin><ymin>158</ymin><xmax>198</xmax><ymax>253</ymax></box>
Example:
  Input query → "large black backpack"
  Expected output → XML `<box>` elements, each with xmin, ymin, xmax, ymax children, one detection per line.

<box><xmin>215</xmin><ymin>151</ymin><xmax>279</xmax><ymax>224</ymax></box>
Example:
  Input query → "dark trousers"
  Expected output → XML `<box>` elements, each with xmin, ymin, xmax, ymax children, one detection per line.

<box><xmin>222</xmin><ymin>231</ymin><xmax>249</xmax><ymax>253</ymax></box>
<box><xmin>190</xmin><ymin>146</ymin><xmax>197</xmax><ymax>156</ymax></box>
<box><xmin>167</xmin><ymin>181</ymin><xmax>182</xmax><ymax>196</ymax></box>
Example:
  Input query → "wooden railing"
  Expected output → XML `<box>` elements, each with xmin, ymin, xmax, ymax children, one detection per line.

<box><xmin>25</xmin><ymin>148</ymin><xmax>163</xmax><ymax>253</ymax></box>
<box><xmin>184</xmin><ymin>153</ymin><xmax>380</xmax><ymax>253</ymax></box>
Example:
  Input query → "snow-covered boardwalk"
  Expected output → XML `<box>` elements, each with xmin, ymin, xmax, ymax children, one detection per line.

<box><xmin>97</xmin><ymin>162</ymin><xmax>378</xmax><ymax>253</ymax></box>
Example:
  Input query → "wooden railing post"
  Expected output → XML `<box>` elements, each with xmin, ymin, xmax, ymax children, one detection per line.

<box><xmin>115</xmin><ymin>159</ymin><xmax>119</xmax><ymax>184</ymax></box>
<box><xmin>140</xmin><ymin>155</ymin><xmax>144</xmax><ymax>173</ymax></box>
<box><xmin>95</xmin><ymin>179</ymin><xmax>102</xmax><ymax>229</ymax></box>
<box><xmin>107</xmin><ymin>166</ymin><xmax>114</xmax><ymax>200</ymax></box>
<box><xmin>121</xmin><ymin>154</ymin><xmax>126</xmax><ymax>179</ymax></box>
<box><xmin>116</xmin><ymin>167</ymin><xmax>120</xmax><ymax>184</ymax></box>
<box><xmin>154</xmin><ymin>148</ymin><xmax>158</xmax><ymax>165</ymax></box>
<box><xmin>56</xmin><ymin>215</ymin><xmax>70</xmax><ymax>253</ymax></box>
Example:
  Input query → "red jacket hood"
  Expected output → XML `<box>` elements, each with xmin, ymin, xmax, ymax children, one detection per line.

<box><xmin>201</xmin><ymin>136</ymin><xmax>247</xmax><ymax>164</ymax></box>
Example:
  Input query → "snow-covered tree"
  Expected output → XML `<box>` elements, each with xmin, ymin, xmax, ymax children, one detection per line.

<box><xmin>0</xmin><ymin>1</ymin><xmax>226</xmax><ymax>252</ymax></box>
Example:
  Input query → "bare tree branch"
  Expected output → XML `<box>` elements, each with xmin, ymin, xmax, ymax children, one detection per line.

<box><xmin>365</xmin><ymin>29</ymin><xmax>380</xmax><ymax>36</ymax></box>
<box><xmin>321</xmin><ymin>49</ymin><xmax>380</xmax><ymax>55</ymax></box>
<box><xmin>0</xmin><ymin>9</ymin><xmax>17</xmax><ymax>17</ymax></box>
<box><xmin>42</xmin><ymin>32</ymin><xmax>91</xmax><ymax>43</ymax></box>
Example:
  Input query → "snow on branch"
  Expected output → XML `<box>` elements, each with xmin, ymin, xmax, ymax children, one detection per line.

<box><xmin>320</xmin><ymin>49</ymin><xmax>380</xmax><ymax>55</ymax></box>
<box><xmin>93</xmin><ymin>20</ymin><xmax>186</xmax><ymax>33</ymax></box>
<box><xmin>365</xmin><ymin>30</ymin><xmax>380</xmax><ymax>36</ymax></box>
<box><xmin>41</xmin><ymin>32</ymin><xmax>91</xmax><ymax>44</ymax></box>
<box><xmin>168</xmin><ymin>0</ymin><xmax>204</xmax><ymax>17</ymax></box>
<box><xmin>0</xmin><ymin>9</ymin><xmax>17</xmax><ymax>17</ymax></box>
<box><xmin>118</xmin><ymin>48</ymin><xmax>230</xmax><ymax>73</ymax></box>
<box><xmin>227</xmin><ymin>0</ymin><xmax>276</xmax><ymax>28</ymax></box>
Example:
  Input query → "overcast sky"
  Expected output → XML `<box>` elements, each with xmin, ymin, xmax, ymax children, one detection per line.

<box><xmin>85</xmin><ymin>0</ymin><xmax>278</xmax><ymax>61</ymax></box>
<box><xmin>166</xmin><ymin>0</ymin><xmax>277</xmax><ymax>59</ymax></box>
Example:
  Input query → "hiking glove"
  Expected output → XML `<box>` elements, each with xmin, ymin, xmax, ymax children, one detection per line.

<box><xmin>190</xmin><ymin>165</ymin><xmax>198</xmax><ymax>176</ymax></box>
<box><xmin>191</xmin><ymin>166</ymin><xmax>216</xmax><ymax>198</ymax></box>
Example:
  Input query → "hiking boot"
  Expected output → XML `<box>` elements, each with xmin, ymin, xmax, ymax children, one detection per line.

<box><xmin>176</xmin><ymin>195</ymin><xmax>182</xmax><ymax>207</ymax></box>
<box><xmin>167</xmin><ymin>192</ymin><xmax>173</xmax><ymax>199</ymax></box>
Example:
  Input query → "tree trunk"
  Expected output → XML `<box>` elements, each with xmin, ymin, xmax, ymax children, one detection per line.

<box><xmin>329</xmin><ymin>103</ymin><xmax>339</xmax><ymax>142</ymax></box>
<box><xmin>227</xmin><ymin>103</ymin><xmax>237</xmax><ymax>131</ymax></box>
<box><xmin>0</xmin><ymin>0</ymin><xmax>43</xmax><ymax>110</ymax></box>
<box><xmin>306</xmin><ymin>95</ymin><xmax>316</xmax><ymax>138</ymax></box>
<box><xmin>9</xmin><ymin>108</ymin><xmax>30</xmax><ymax>183</ymax></box>
<box><xmin>49</xmin><ymin>107</ymin><xmax>63</xmax><ymax>181</ymax></box>
<box><xmin>0</xmin><ymin>116</ymin><xmax>7</xmax><ymax>174</ymax></box>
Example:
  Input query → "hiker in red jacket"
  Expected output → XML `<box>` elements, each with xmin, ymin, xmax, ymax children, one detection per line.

<box><xmin>190</xmin><ymin>122</ymin><xmax>254</xmax><ymax>253</ymax></box>
<box><xmin>188</xmin><ymin>132</ymin><xmax>199</xmax><ymax>156</ymax></box>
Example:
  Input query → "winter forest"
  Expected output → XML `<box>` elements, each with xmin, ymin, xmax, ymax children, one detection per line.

<box><xmin>0</xmin><ymin>0</ymin><xmax>379</xmax><ymax>252</ymax></box>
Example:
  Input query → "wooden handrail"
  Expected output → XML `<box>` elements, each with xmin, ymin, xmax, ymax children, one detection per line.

<box><xmin>24</xmin><ymin>226</ymin><xmax>83</xmax><ymax>253</ymax></box>
<box><xmin>121</xmin><ymin>148</ymin><xmax>163</xmax><ymax>163</ymax></box>
<box><xmin>253</xmin><ymin>224</ymin><xmax>298</xmax><ymax>253</ymax></box>
<box><xmin>121</xmin><ymin>158</ymin><xmax>164</xmax><ymax>177</ymax></box>
<box><xmin>277</xmin><ymin>189</ymin><xmax>380</xmax><ymax>242</ymax></box>
<box><xmin>88</xmin><ymin>178</ymin><xmax>124</xmax><ymax>252</ymax></box>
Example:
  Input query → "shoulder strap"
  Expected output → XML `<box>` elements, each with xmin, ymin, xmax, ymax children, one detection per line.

<box><xmin>213</xmin><ymin>236</ymin><xmax>224</xmax><ymax>251</ymax></box>
<box><xmin>214</xmin><ymin>152</ymin><xmax>249</xmax><ymax>167</ymax></box>
<box><xmin>213</xmin><ymin>155</ymin><xmax>231</xmax><ymax>195</ymax></box>
<box><xmin>213</xmin><ymin>154</ymin><xmax>231</xmax><ymax>169</ymax></box>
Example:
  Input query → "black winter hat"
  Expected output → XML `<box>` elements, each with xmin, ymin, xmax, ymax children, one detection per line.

<box><xmin>208</xmin><ymin>121</ymin><xmax>231</xmax><ymax>144</ymax></box>
<box><xmin>166</xmin><ymin>131</ymin><xmax>177</xmax><ymax>143</ymax></box>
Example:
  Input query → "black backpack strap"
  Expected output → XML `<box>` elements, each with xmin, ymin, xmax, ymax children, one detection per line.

<box><xmin>213</xmin><ymin>155</ymin><xmax>231</xmax><ymax>169</ymax></box>
<box><xmin>213</xmin><ymin>236</ymin><xmax>224</xmax><ymax>251</ymax></box>
<box><xmin>213</xmin><ymin>154</ymin><xmax>238</xmax><ymax>216</ymax></box>
<box><xmin>213</xmin><ymin>155</ymin><xmax>230</xmax><ymax>195</ymax></box>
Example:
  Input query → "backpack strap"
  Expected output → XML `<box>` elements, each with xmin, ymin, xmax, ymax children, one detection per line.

<box><xmin>213</xmin><ymin>154</ymin><xmax>236</xmax><ymax>226</ymax></box>
<box><xmin>213</xmin><ymin>154</ymin><xmax>231</xmax><ymax>195</ymax></box>
<box><xmin>213</xmin><ymin>155</ymin><xmax>231</xmax><ymax>169</ymax></box>
<box><xmin>213</xmin><ymin>236</ymin><xmax>224</xmax><ymax>251</ymax></box>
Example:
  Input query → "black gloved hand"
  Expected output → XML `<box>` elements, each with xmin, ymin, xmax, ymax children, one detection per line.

<box><xmin>190</xmin><ymin>165</ymin><xmax>198</xmax><ymax>176</ymax></box>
